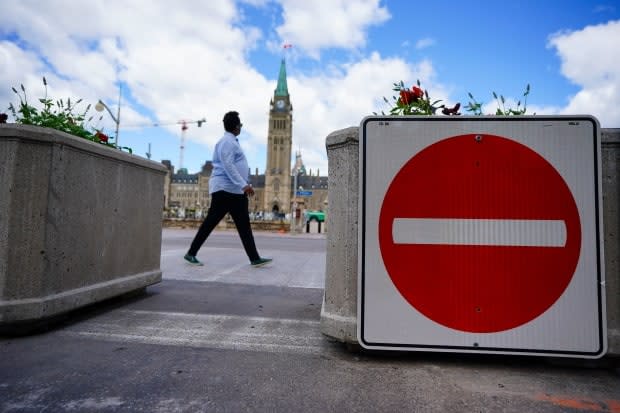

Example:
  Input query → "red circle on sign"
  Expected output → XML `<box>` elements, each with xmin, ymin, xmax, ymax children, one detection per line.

<box><xmin>378</xmin><ymin>134</ymin><xmax>581</xmax><ymax>333</ymax></box>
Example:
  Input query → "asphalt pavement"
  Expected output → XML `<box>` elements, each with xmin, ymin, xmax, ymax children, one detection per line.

<box><xmin>1</xmin><ymin>228</ymin><xmax>619</xmax><ymax>413</ymax></box>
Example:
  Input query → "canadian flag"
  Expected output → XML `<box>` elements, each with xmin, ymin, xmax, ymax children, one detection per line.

<box><xmin>283</xmin><ymin>44</ymin><xmax>293</xmax><ymax>49</ymax></box>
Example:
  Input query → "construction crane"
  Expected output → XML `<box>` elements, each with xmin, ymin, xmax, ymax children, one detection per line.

<box><xmin>121</xmin><ymin>117</ymin><xmax>206</xmax><ymax>169</ymax></box>
<box><xmin>177</xmin><ymin>118</ymin><xmax>206</xmax><ymax>170</ymax></box>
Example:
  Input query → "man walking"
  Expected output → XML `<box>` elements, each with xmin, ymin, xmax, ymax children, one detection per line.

<box><xmin>184</xmin><ymin>111</ymin><xmax>272</xmax><ymax>267</ymax></box>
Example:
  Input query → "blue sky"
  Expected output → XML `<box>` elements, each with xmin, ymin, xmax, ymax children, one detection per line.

<box><xmin>1</xmin><ymin>0</ymin><xmax>619</xmax><ymax>175</ymax></box>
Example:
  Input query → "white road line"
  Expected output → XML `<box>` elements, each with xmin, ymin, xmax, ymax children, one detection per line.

<box><xmin>392</xmin><ymin>218</ymin><xmax>567</xmax><ymax>247</ymax></box>
<box><xmin>58</xmin><ymin>310</ymin><xmax>326</xmax><ymax>355</ymax></box>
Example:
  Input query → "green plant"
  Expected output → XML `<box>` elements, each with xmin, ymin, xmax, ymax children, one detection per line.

<box><xmin>465</xmin><ymin>84</ymin><xmax>531</xmax><ymax>116</ymax></box>
<box><xmin>376</xmin><ymin>80</ymin><xmax>461</xmax><ymax>116</ymax></box>
<box><xmin>376</xmin><ymin>80</ymin><xmax>531</xmax><ymax>117</ymax></box>
<box><xmin>4</xmin><ymin>77</ymin><xmax>132</xmax><ymax>153</ymax></box>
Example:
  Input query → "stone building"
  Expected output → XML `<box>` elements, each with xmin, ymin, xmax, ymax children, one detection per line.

<box><xmin>162</xmin><ymin>58</ymin><xmax>328</xmax><ymax>219</ymax></box>
<box><xmin>163</xmin><ymin>161</ymin><xmax>212</xmax><ymax>218</ymax></box>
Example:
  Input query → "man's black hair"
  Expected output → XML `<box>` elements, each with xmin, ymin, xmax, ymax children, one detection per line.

<box><xmin>223</xmin><ymin>111</ymin><xmax>241</xmax><ymax>132</ymax></box>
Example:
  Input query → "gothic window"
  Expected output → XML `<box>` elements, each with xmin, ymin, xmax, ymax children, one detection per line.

<box><xmin>272</xmin><ymin>119</ymin><xmax>287</xmax><ymax>130</ymax></box>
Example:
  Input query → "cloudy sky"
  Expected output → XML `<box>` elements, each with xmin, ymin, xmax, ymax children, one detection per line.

<box><xmin>1</xmin><ymin>0</ymin><xmax>619</xmax><ymax>175</ymax></box>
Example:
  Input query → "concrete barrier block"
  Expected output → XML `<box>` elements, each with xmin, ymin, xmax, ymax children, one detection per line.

<box><xmin>602</xmin><ymin>129</ymin><xmax>619</xmax><ymax>354</ymax></box>
<box><xmin>0</xmin><ymin>124</ymin><xmax>167</xmax><ymax>332</ymax></box>
<box><xmin>320</xmin><ymin>127</ymin><xmax>359</xmax><ymax>343</ymax></box>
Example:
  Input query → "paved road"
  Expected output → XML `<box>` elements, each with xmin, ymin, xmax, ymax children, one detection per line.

<box><xmin>0</xmin><ymin>228</ymin><xmax>619</xmax><ymax>412</ymax></box>
<box><xmin>160</xmin><ymin>228</ymin><xmax>326</xmax><ymax>289</ymax></box>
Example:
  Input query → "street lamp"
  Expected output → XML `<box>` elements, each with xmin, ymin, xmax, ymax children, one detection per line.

<box><xmin>290</xmin><ymin>168</ymin><xmax>297</xmax><ymax>234</ymax></box>
<box><xmin>95</xmin><ymin>85</ymin><xmax>121</xmax><ymax>148</ymax></box>
<box><xmin>290</xmin><ymin>167</ymin><xmax>304</xmax><ymax>234</ymax></box>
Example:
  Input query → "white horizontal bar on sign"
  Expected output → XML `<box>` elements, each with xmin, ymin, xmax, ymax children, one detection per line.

<box><xmin>392</xmin><ymin>218</ymin><xmax>567</xmax><ymax>247</ymax></box>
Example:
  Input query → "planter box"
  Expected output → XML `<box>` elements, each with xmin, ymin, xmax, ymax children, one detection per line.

<box><xmin>0</xmin><ymin>124</ymin><xmax>167</xmax><ymax>332</ymax></box>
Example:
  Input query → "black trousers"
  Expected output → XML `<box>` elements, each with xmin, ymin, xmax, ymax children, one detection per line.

<box><xmin>187</xmin><ymin>191</ymin><xmax>260</xmax><ymax>262</ymax></box>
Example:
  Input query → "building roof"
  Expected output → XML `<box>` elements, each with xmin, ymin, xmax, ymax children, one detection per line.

<box><xmin>248</xmin><ymin>174</ymin><xmax>266</xmax><ymax>188</ymax></box>
<box><xmin>274</xmin><ymin>58</ymin><xmax>288</xmax><ymax>97</ymax></box>
<box><xmin>171</xmin><ymin>170</ymin><xmax>199</xmax><ymax>184</ymax></box>
<box><xmin>296</xmin><ymin>175</ymin><xmax>328</xmax><ymax>190</ymax></box>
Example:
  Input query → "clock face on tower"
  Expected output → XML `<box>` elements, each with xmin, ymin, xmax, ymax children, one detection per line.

<box><xmin>276</xmin><ymin>99</ymin><xmax>285</xmax><ymax>110</ymax></box>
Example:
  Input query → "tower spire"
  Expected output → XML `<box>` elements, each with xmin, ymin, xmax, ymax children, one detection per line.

<box><xmin>275</xmin><ymin>58</ymin><xmax>288</xmax><ymax>97</ymax></box>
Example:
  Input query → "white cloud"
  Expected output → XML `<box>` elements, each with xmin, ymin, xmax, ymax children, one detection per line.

<box><xmin>275</xmin><ymin>0</ymin><xmax>390</xmax><ymax>58</ymax></box>
<box><xmin>415</xmin><ymin>37</ymin><xmax>436</xmax><ymax>50</ymax></box>
<box><xmin>0</xmin><ymin>0</ymin><xmax>451</xmax><ymax>175</ymax></box>
<box><xmin>0</xmin><ymin>42</ymin><xmax>47</xmax><ymax>98</ymax></box>
<box><xmin>280</xmin><ymin>53</ymin><xmax>457</xmax><ymax>173</ymax></box>
<box><xmin>0</xmin><ymin>0</ymin><xmax>270</xmax><ymax>157</ymax></box>
<box><xmin>548</xmin><ymin>19</ymin><xmax>620</xmax><ymax>126</ymax></box>
<box><xmin>3</xmin><ymin>1</ymin><xmax>619</xmax><ymax>181</ymax></box>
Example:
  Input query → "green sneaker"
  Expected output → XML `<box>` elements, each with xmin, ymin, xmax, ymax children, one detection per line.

<box><xmin>184</xmin><ymin>254</ymin><xmax>203</xmax><ymax>266</ymax></box>
<box><xmin>251</xmin><ymin>257</ymin><xmax>272</xmax><ymax>267</ymax></box>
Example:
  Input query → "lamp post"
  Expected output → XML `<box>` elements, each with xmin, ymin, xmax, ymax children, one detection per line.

<box><xmin>291</xmin><ymin>168</ymin><xmax>298</xmax><ymax>234</ymax></box>
<box><xmin>95</xmin><ymin>85</ymin><xmax>121</xmax><ymax>148</ymax></box>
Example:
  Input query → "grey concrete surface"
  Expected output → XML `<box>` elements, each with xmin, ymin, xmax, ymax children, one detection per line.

<box><xmin>0</xmin><ymin>228</ymin><xmax>619</xmax><ymax>413</ymax></box>
<box><xmin>0</xmin><ymin>124</ymin><xmax>166</xmax><ymax>328</ymax></box>
<box><xmin>321</xmin><ymin>127</ymin><xmax>359</xmax><ymax>344</ymax></box>
<box><xmin>602</xmin><ymin>128</ymin><xmax>619</xmax><ymax>354</ymax></box>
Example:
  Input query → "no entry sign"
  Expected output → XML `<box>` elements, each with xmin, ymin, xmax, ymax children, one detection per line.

<box><xmin>359</xmin><ymin>117</ymin><xmax>606</xmax><ymax>358</ymax></box>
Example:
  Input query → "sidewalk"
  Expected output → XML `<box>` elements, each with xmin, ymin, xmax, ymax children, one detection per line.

<box><xmin>0</xmin><ymin>229</ymin><xmax>619</xmax><ymax>413</ymax></box>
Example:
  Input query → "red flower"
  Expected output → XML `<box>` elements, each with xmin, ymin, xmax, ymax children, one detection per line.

<box><xmin>96</xmin><ymin>131</ymin><xmax>109</xmax><ymax>143</ymax></box>
<box><xmin>399</xmin><ymin>87</ymin><xmax>425</xmax><ymax>105</ymax></box>
<box><xmin>412</xmin><ymin>86</ymin><xmax>424</xmax><ymax>99</ymax></box>
<box><xmin>399</xmin><ymin>89</ymin><xmax>411</xmax><ymax>105</ymax></box>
